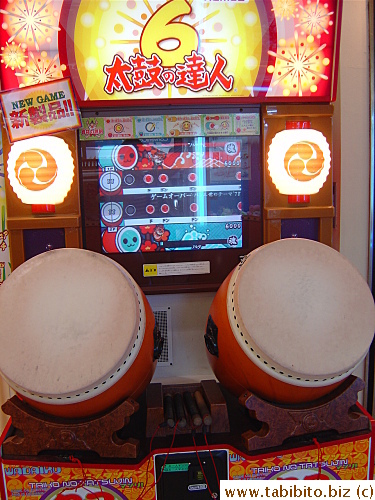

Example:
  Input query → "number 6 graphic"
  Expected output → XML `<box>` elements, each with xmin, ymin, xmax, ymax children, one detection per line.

<box><xmin>141</xmin><ymin>0</ymin><xmax>199</xmax><ymax>67</ymax></box>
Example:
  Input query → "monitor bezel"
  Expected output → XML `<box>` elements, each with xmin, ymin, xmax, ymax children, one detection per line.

<box><xmin>78</xmin><ymin>105</ymin><xmax>263</xmax><ymax>294</ymax></box>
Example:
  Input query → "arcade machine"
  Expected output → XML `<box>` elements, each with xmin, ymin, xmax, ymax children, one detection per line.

<box><xmin>0</xmin><ymin>1</ymin><xmax>374</xmax><ymax>499</ymax></box>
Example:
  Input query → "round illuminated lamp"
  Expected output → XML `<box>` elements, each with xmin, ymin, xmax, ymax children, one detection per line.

<box><xmin>267</xmin><ymin>123</ymin><xmax>331</xmax><ymax>204</ymax></box>
<box><xmin>7</xmin><ymin>136</ymin><xmax>75</xmax><ymax>212</ymax></box>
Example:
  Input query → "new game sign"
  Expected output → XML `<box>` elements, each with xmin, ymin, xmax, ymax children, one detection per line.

<box><xmin>0</xmin><ymin>78</ymin><xmax>81</xmax><ymax>142</ymax></box>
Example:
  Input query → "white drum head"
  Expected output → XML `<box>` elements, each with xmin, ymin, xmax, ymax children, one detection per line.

<box><xmin>0</xmin><ymin>249</ymin><xmax>145</xmax><ymax>403</ymax></box>
<box><xmin>229</xmin><ymin>238</ymin><xmax>375</xmax><ymax>386</ymax></box>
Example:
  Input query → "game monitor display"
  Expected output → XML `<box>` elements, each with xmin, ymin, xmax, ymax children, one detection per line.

<box><xmin>79</xmin><ymin>107</ymin><xmax>262</xmax><ymax>293</ymax></box>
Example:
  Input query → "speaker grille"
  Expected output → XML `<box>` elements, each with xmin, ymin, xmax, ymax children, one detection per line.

<box><xmin>153</xmin><ymin>307</ymin><xmax>172</xmax><ymax>366</ymax></box>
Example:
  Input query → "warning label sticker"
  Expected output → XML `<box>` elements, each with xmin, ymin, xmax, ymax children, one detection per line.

<box><xmin>143</xmin><ymin>261</ymin><xmax>210</xmax><ymax>277</ymax></box>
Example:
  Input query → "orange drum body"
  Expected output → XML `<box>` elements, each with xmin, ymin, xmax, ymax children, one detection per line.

<box><xmin>205</xmin><ymin>239</ymin><xmax>375</xmax><ymax>405</ymax></box>
<box><xmin>0</xmin><ymin>249</ymin><xmax>162</xmax><ymax>418</ymax></box>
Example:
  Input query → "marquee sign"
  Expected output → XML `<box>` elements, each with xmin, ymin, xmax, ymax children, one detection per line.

<box><xmin>0</xmin><ymin>0</ymin><xmax>342</xmax><ymax>105</ymax></box>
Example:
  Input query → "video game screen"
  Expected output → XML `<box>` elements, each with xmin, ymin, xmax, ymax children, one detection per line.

<box><xmin>79</xmin><ymin>110</ymin><xmax>261</xmax><ymax>292</ymax></box>
<box><xmin>81</xmin><ymin>135</ymin><xmax>259</xmax><ymax>254</ymax></box>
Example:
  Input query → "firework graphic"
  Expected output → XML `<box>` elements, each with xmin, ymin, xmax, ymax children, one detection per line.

<box><xmin>15</xmin><ymin>51</ymin><xmax>66</xmax><ymax>86</ymax></box>
<box><xmin>272</xmin><ymin>0</ymin><xmax>299</xmax><ymax>21</ymax></box>
<box><xmin>0</xmin><ymin>41</ymin><xmax>27</xmax><ymax>70</ymax></box>
<box><xmin>296</xmin><ymin>0</ymin><xmax>334</xmax><ymax>37</ymax></box>
<box><xmin>268</xmin><ymin>31</ymin><xmax>330</xmax><ymax>97</ymax></box>
<box><xmin>0</xmin><ymin>0</ymin><xmax>60</xmax><ymax>51</ymax></box>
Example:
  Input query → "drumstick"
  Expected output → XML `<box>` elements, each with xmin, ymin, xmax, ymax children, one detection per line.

<box><xmin>194</xmin><ymin>390</ymin><xmax>213</xmax><ymax>427</ymax></box>
<box><xmin>163</xmin><ymin>393</ymin><xmax>175</xmax><ymax>428</ymax></box>
<box><xmin>173</xmin><ymin>392</ymin><xmax>187</xmax><ymax>429</ymax></box>
<box><xmin>183</xmin><ymin>391</ymin><xmax>202</xmax><ymax>427</ymax></box>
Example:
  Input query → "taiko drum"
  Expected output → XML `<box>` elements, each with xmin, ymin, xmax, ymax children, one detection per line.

<box><xmin>205</xmin><ymin>238</ymin><xmax>375</xmax><ymax>404</ymax></box>
<box><xmin>0</xmin><ymin>248</ymin><xmax>161</xmax><ymax>418</ymax></box>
